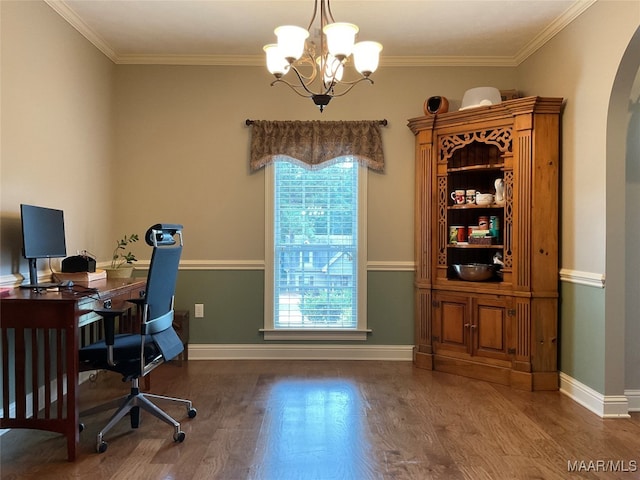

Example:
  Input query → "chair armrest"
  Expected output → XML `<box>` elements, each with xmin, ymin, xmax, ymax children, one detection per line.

<box><xmin>93</xmin><ymin>309</ymin><xmax>127</xmax><ymax>345</ymax></box>
<box><xmin>93</xmin><ymin>308</ymin><xmax>127</xmax><ymax>366</ymax></box>
<box><xmin>127</xmin><ymin>298</ymin><xmax>147</xmax><ymax>307</ymax></box>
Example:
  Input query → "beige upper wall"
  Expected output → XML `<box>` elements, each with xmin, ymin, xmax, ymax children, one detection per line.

<box><xmin>4</xmin><ymin>0</ymin><xmax>638</xmax><ymax>279</ymax></box>
<box><xmin>518</xmin><ymin>0</ymin><xmax>640</xmax><ymax>274</ymax></box>
<box><xmin>1</xmin><ymin>0</ymin><xmax>115</xmax><ymax>278</ymax></box>
<box><xmin>1</xmin><ymin>0</ymin><xmax>519</xmax><ymax>279</ymax></box>
<box><xmin>112</xmin><ymin>64</ymin><xmax>518</xmax><ymax>263</ymax></box>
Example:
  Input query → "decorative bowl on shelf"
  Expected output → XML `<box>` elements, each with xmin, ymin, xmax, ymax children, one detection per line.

<box><xmin>453</xmin><ymin>263</ymin><xmax>495</xmax><ymax>281</ymax></box>
<box><xmin>475</xmin><ymin>193</ymin><xmax>494</xmax><ymax>205</ymax></box>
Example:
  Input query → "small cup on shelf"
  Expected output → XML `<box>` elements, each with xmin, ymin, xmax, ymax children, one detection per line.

<box><xmin>449</xmin><ymin>225</ymin><xmax>466</xmax><ymax>244</ymax></box>
<box><xmin>450</xmin><ymin>190</ymin><xmax>465</xmax><ymax>205</ymax></box>
<box><xmin>465</xmin><ymin>189</ymin><xmax>476</xmax><ymax>204</ymax></box>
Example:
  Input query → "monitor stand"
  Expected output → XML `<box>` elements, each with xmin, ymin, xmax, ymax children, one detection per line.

<box><xmin>20</xmin><ymin>258</ymin><xmax>58</xmax><ymax>289</ymax></box>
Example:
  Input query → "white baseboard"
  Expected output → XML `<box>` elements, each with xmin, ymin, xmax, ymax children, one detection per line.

<box><xmin>625</xmin><ymin>389</ymin><xmax>640</xmax><ymax>412</ymax></box>
<box><xmin>188</xmin><ymin>344</ymin><xmax>414</xmax><ymax>361</ymax></box>
<box><xmin>559</xmin><ymin>372</ymin><xmax>630</xmax><ymax>418</ymax></box>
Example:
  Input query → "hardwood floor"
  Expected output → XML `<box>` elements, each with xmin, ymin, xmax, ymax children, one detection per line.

<box><xmin>2</xmin><ymin>360</ymin><xmax>640</xmax><ymax>479</ymax></box>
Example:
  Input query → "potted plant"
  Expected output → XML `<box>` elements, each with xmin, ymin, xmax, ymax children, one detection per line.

<box><xmin>105</xmin><ymin>233</ymin><xmax>139</xmax><ymax>279</ymax></box>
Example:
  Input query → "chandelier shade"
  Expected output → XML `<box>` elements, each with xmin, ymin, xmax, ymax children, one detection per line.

<box><xmin>275</xmin><ymin>25</ymin><xmax>309</xmax><ymax>62</ymax></box>
<box><xmin>263</xmin><ymin>0</ymin><xmax>382</xmax><ymax>112</ymax></box>
<box><xmin>264</xmin><ymin>44</ymin><xmax>289</xmax><ymax>77</ymax></box>
<box><xmin>323</xmin><ymin>22</ymin><xmax>358</xmax><ymax>59</ymax></box>
<box><xmin>353</xmin><ymin>41</ymin><xmax>383</xmax><ymax>76</ymax></box>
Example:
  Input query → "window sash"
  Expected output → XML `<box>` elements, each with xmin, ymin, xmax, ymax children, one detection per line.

<box><xmin>263</xmin><ymin>158</ymin><xmax>368</xmax><ymax>341</ymax></box>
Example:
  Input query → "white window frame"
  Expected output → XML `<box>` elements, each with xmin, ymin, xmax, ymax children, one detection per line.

<box><xmin>261</xmin><ymin>159</ymin><xmax>369</xmax><ymax>341</ymax></box>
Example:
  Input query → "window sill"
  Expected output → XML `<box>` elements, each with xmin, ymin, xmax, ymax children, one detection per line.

<box><xmin>260</xmin><ymin>329</ymin><xmax>372</xmax><ymax>341</ymax></box>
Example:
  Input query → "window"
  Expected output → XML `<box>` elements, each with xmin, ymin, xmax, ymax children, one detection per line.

<box><xmin>263</xmin><ymin>157</ymin><xmax>368</xmax><ymax>340</ymax></box>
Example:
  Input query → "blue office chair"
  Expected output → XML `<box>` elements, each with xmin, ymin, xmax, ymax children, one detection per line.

<box><xmin>79</xmin><ymin>224</ymin><xmax>196</xmax><ymax>453</ymax></box>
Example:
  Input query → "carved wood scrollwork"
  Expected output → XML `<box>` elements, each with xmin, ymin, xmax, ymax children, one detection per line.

<box><xmin>439</xmin><ymin>128</ymin><xmax>512</xmax><ymax>163</ymax></box>
<box><xmin>437</xmin><ymin>176</ymin><xmax>448</xmax><ymax>266</ymax></box>
<box><xmin>503</xmin><ymin>170</ymin><xmax>514</xmax><ymax>268</ymax></box>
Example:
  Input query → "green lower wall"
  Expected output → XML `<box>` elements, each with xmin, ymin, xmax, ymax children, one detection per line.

<box><xmin>154</xmin><ymin>269</ymin><xmax>608</xmax><ymax>393</ymax></box>
<box><xmin>0</xmin><ymin>271</ymin><xmax>603</xmax><ymax>406</ymax></box>
<box><xmin>559</xmin><ymin>281</ymin><xmax>606</xmax><ymax>393</ymax></box>
<box><xmin>172</xmin><ymin>269</ymin><xmax>414</xmax><ymax>345</ymax></box>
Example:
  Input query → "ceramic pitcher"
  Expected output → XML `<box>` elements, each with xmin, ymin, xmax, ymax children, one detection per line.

<box><xmin>494</xmin><ymin>178</ymin><xmax>505</xmax><ymax>203</ymax></box>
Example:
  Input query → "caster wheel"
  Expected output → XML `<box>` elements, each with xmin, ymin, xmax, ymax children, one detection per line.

<box><xmin>174</xmin><ymin>431</ymin><xmax>185</xmax><ymax>443</ymax></box>
<box><xmin>79</xmin><ymin>423</ymin><xmax>85</xmax><ymax>433</ymax></box>
<box><xmin>97</xmin><ymin>441</ymin><xmax>108</xmax><ymax>453</ymax></box>
<box><xmin>187</xmin><ymin>408</ymin><xmax>197</xmax><ymax>419</ymax></box>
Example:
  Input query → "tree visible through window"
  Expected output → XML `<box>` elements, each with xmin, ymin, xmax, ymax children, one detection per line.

<box><xmin>273</xmin><ymin>158</ymin><xmax>359</xmax><ymax>329</ymax></box>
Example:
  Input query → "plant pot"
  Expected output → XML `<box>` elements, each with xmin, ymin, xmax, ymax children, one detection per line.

<box><xmin>105</xmin><ymin>266</ymin><xmax>134</xmax><ymax>279</ymax></box>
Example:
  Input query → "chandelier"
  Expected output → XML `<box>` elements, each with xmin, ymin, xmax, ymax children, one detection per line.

<box><xmin>263</xmin><ymin>0</ymin><xmax>383</xmax><ymax>112</ymax></box>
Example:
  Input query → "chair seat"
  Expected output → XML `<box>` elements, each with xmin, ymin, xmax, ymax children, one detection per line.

<box><xmin>79</xmin><ymin>334</ymin><xmax>158</xmax><ymax>379</ymax></box>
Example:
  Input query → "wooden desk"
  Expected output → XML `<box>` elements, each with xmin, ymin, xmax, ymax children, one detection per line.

<box><xmin>0</xmin><ymin>278</ymin><xmax>146</xmax><ymax>461</ymax></box>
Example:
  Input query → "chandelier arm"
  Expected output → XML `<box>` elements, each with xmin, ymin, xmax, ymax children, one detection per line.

<box><xmin>325</xmin><ymin>0</ymin><xmax>336</xmax><ymax>24</ymax></box>
<box><xmin>318</xmin><ymin>1</ymin><xmax>327</xmax><ymax>72</ymax></box>
<box><xmin>293</xmin><ymin>52</ymin><xmax>320</xmax><ymax>84</ymax></box>
<box><xmin>333</xmin><ymin>75</ymin><xmax>374</xmax><ymax>87</ymax></box>
<box><xmin>270</xmin><ymin>76</ymin><xmax>315</xmax><ymax>99</ymax></box>
<box><xmin>327</xmin><ymin>77</ymin><xmax>374</xmax><ymax>98</ymax></box>
<box><xmin>289</xmin><ymin>65</ymin><xmax>319</xmax><ymax>96</ymax></box>
<box><xmin>307</xmin><ymin>0</ymin><xmax>319</xmax><ymax>31</ymax></box>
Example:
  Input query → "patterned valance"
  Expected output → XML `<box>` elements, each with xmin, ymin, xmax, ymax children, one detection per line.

<box><xmin>248</xmin><ymin>120</ymin><xmax>385</xmax><ymax>172</ymax></box>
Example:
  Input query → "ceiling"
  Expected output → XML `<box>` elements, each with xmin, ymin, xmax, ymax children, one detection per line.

<box><xmin>45</xmin><ymin>0</ymin><xmax>596</xmax><ymax>66</ymax></box>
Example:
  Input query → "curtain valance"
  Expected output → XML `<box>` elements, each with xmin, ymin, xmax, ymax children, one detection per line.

<box><xmin>248</xmin><ymin>120</ymin><xmax>385</xmax><ymax>172</ymax></box>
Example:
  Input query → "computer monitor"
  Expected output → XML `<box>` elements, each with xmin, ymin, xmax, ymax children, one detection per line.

<box><xmin>20</xmin><ymin>204</ymin><xmax>67</xmax><ymax>288</ymax></box>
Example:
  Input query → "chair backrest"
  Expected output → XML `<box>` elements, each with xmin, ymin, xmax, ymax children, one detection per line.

<box><xmin>141</xmin><ymin>224</ymin><xmax>182</xmax><ymax>337</ymax></box>
<box><xmin>145</xmin><ymin>244</ymin><xmax>181</xmax><ymax>323</ymax></box>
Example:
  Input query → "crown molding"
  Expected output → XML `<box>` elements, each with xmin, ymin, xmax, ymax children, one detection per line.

<box><xmin>514</xmin><ymin>0</ymin><xmax>598</xmax><ymax>65</ymax></box>
<box><xmin>46</xmin><ymin>0</ymin><xmax>598</xmax><ymax>68</ymax></box>
<box><xmin>44</xmin><ymin>0</ymin><xmax>118</xmax><ymax>62</ymax></box>
<box><xmin>115</xmin><ymin>54</ymin><xmax>264</xmax><ymax>66</ymax></box>
<box><xmin>114</xmin><ymin>54</ymin><xmax>520</xmax><ymax>67</ymax></box>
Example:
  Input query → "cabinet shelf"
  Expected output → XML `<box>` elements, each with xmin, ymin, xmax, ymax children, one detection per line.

<box><xmin>448</xmin><ymin>204</ymin><xmax>504</xmax><ymax>210</ymax></box>
<box><xmin>447</xmin><ymin>163</ymin><xmax>504</xmax><ymax>173</ymax></box>
<box><xmin>447</xmin><ymin>244</ymin><xmax>503</xmax><ymax>249</ymax></box>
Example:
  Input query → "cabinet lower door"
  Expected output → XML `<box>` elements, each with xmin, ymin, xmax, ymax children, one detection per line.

<box><xmin>433</xmin><ymin>292</ymin><xmax>470</xmax><ymax>356</ymax></box>
<box><xmin>471</xmin><ymin>296</ymin><xmax>511</xmax><ymax>361</ymax></box>
<box><xmin>433</xmin><ymin>291</ymin><xmax>512</xmax><ymax>362</ymax></box>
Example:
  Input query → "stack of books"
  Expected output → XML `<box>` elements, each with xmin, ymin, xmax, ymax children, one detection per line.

<box><xmin>53</xmin><ymin>269</ymin><xmax>107</xmax><ymax>283</ymax></box>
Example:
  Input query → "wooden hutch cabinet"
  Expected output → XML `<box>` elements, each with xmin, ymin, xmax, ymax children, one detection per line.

<box><xmin>408</xmin><ymin>96</ymin><xmax>563</xmax><ymax>391</ymax></box>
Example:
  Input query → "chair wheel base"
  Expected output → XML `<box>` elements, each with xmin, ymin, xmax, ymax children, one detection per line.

<box><xmin>187</xmin><ymin>408</ymin><xmax>197</xmax><ymax>418</ymax></box>
<box><xmin>174</xmin><ymin>431</ymin><xmax>185</xmax><ymax>443</ymax></box>
<box><xmin>97</xmin><ymin>441</ymin><xmax>108</xmax><ymax>453</ymax></box>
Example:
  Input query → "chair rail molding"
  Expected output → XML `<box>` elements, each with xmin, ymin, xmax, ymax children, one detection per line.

<box><xmin>559</xmin><ymin>268</ymin><xmax>605</xmax><ymax>288</ymax></box>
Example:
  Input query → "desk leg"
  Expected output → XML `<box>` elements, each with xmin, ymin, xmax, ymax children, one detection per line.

<box><xmin>66</xmin><ymin>322</ymin><xmax>80</xmax><ymax>461</ymax></box>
